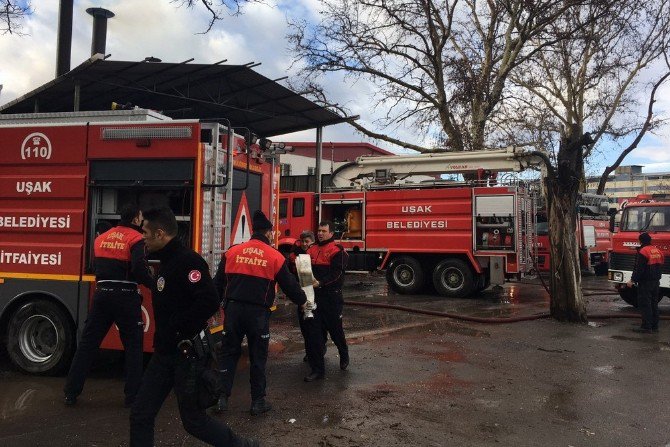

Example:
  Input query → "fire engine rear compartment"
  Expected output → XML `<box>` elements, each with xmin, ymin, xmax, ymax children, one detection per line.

<box><xmin>0</xmin><ymin>114</ymin><xmax>274</xmax><ymax>374</ymax></box>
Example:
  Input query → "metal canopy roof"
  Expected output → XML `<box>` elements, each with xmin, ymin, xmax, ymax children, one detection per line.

<box><xmin>0</xmin><ymin>56</ymin><xmax>351</xmax><ymax>137</ymax></box>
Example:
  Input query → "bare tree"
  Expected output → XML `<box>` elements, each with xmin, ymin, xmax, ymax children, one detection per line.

<box><xmin>289</xmin><ymin>0</ymin><xmax>589</xmax><ymax>152</ymax></box>
<box><xmin>172</xmin><ymin>0</ymin><xmax>263</xmax><ymax>32</ymax></box>
<box><xmin>290</xmin><ymin>0</ymin><xmax>670</xmax><ymax>321</ymax></box>
<box><xmin>506</xmin><ymin>0</ymin><xmax>670</xmax><ymax>321</ymax></box>
<box><xmin>1</xmin><ymin>0</ymin><xmax>30</xmax><ymax>35</ymax></box>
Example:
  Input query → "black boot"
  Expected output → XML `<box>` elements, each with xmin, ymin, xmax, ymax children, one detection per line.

<box><xmin>339</xmin><ymin>352</ymin><xmax>349</xmax><ymax>370</ymax></box>
<box><xmin>214</xmin><ymin>395</ymin><xmax>228</xmax><ymax>413</ymax></box>
<box><xmin>304</xmin><ymin>371</ymin><xmax>324</xmax><ymax>382</ymax></box>
<box><xmin>250</xmin><ymin>398</ymin><xmax>272</xmax><ymax>416</ymax></box>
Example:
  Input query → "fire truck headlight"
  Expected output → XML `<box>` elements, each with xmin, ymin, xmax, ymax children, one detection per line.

<box><xmin>613</xmin><ymin>272</ymin><xmax>623</xmax><ymax>282</ymax></box>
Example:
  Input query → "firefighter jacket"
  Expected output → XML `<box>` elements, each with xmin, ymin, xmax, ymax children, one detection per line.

<box><xmin>307</xmin><ymin>237</ymin><xmax>348</xmax><ymax>293</ymax></box>
<box><xmin>93</xmin><ymin>223</ymin><xmax>153</xmax><ymax>287</ymax></box>
<box><xmin>214</xmin><ymin>234</ymin><xmax>307</xmax><ymax>308</ymax></box>
<box><xmin>150</xmin><ymin>238</ymin><xmax>220</xmax><ymax>354</ymax></box>
<box><xmin>632</xmin><ymin>244</ymin><xmax>665</xmax><ymax>283</ymax></box>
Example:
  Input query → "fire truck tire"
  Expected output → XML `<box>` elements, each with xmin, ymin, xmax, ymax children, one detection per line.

<box><xmin>432</xmin><ymin>259</ymin><xmax>475</xmax><ymax>298</ymax></box>
<box><xmin>6</xmin><ymin>299</ymin><xmax>75</xmax><ymax>375</ymax></box>
<box><xmin>386</xmin><ymin>256</ymin><xmax>425</xmax><ymax>294</ymax></box>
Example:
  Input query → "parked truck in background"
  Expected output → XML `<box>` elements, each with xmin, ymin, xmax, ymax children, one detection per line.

<box><xmin>0</xmin><ymin>109</ymin><xmax>279</xmax><ymax>374</ymax></box>
<box><xmin>535</xmin><ymin>193</ymin><xmax>612</xmax><ymax>275</ymax></box>
<box><xmin>608</xmin><ymin>194</ymin><xmax>670</xmax><ymax>307</ymax></box>
<box><xmin>279</xmin><ymin>148</ymin><xmax>542</xmax><ymax>298</ymax></box>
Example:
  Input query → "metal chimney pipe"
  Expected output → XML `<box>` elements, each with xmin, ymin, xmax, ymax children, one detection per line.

<box><xmin>55</xmin><ymin>0</ymin><xmax>74</xmax><ymax>77</ymax></box>
<box><xmin>86</xmin><ymin>7</ymin><xmax>115</xmax><ymax>56</ymax></box>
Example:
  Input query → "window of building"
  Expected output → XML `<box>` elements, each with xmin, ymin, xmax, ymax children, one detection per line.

<box><xmin>280</xmin><ymin>163</ymin><xmax>292</xmax><ymax>176</ymax></box>
<box><xmin>307</xmin><ymin>166</ymin><xmax>316</xmax><ymax>176</ymax></box>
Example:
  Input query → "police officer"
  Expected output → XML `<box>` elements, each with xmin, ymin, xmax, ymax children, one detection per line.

<box><xmin>64</xmin><ymin>203</ymin><xmax>152</xmax><ymax>407</ymax></box>
<box><xmin>129</xmin><ymin>207</ymin><xmax>258</xmax><ymax>447</ymax></box>
<box><xmin>304</xmin><ymin>220</ymin><xmax>350</xmax><ymax>382</ymax></box>
<box><xmin>214</xmin><ymin>210</ymin><xmax>307</xmax><ymax>415</ymax></box>
<box><xmin>627</xmin><ymin>232</ymin><xmax>665</xmax><ymax>333</ymax></box>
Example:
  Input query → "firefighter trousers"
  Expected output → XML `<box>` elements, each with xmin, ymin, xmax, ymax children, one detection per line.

<box><xmin>313</xmin><ymin>291</ymin><xmax>349</xmax><ymax>370</ymax></box>
<box><xmin>302</xmin><ymin>312</ymin><xmax>326</xmax><ymax>375</ymax></box>
<box><xmin>638</xmin><ymin>281</ymin><xmax>660</xmax><ymax>330</ymax></box>
<box><xmin>218</xmin><ymin>301</ymin><xmax>270</xmax><ymax>402</ymax></box>
<box><xmin>129</xmin><ymin>352</ymin><xmax>243</xmax><ymax>447</ymax></box>
<box><xmin>64</xmin><ymin>287</ymin><xmax>143</xmax><ymax>402</ymax></box>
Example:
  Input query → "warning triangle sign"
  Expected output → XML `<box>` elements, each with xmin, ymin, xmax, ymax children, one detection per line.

<box><xmin>230</xmin><ymin>193</ymin><xmax>252</xmax><ymax>246</ymax></box>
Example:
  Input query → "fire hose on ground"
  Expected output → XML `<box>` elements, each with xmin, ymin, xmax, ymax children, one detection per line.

<box><xmin>342</xmin><ymin>299</ymin><xmax>670</xmax><ymax>323</ymax></box>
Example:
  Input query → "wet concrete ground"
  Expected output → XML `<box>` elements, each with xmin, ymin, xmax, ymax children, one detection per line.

<box><xmin>1</xmin><ymin>274</ymin><xmax>669</xmax><ymax>446</ymax></box>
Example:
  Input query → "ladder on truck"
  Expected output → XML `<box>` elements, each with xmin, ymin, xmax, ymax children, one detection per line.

<box><xmin>200</xmin><ymin>123</ymin><xmax>235</xmax><ymax>273</ymax></box>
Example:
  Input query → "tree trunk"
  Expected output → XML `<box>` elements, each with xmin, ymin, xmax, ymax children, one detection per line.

<box><xmin>546</xmin><ymin>179</ymin><xmax>587</xmax><ymax>322</ymax></box>
<box><xmin>546</xmin><ymin>129</ymin><xmax>588</xmax><ymax>322</ymax></box>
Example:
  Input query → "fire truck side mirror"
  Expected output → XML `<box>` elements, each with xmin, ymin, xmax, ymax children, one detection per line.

<box><xmin>609</xmin><ymin>210</ymin><xmax>620</xmax><ymax>233</ymax></box>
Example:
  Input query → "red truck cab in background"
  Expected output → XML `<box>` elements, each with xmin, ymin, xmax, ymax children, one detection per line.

<box><xmin>608</xmin><ymin>194</ymin><xmax>670</xmax><ymax>307</ymax></box>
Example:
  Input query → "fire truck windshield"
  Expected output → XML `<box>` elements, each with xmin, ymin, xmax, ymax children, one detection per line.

<box><xmin>621</xmin><ymin>206</ymin><xmax>670</xmax><ymax>232</ymax></box>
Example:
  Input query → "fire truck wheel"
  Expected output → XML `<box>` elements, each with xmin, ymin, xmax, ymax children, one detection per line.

<box><xmin>432</xmin><ymin>259</ymin><xmax>475</xmax><ymax>298</ymax></box>
<box><xmin>6</xmin><ymin>299</ymin><xmax>75</xmax><ymax>375</ymax></box>
<box><xmin>386</xmin><ymin>256</ymin><xmax>425</xmax><ymax>294</ymax></box>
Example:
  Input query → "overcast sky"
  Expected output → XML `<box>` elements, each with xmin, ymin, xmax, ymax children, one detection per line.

<box><xmin>1</xmin><ymin>0</ymin><xmax>669</xmax><ymax>174</ymax></box>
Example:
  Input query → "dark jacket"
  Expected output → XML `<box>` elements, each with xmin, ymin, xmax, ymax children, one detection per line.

<box><xmin>307</xmin><ymin>237</ymin><xmax>348</xmax><ymax>293</ymax></box>
<box><xmin>288</xmin><ymin>240</ymin><xmax>305</xmax><ymax>279</ymax></box>
<box><xmin>632</xmin><ymin>243</ymin><xmax>665</xmax><ymax>283</ymax></box>
<box><xmin>93</xmin><ymin>223</ymin><xmax>153</xmax><ymax>287</ymax></box>
<box><xmin>150</xmin><ymin>238</ymin><xmax>220</xmax><ymax>354</ymax></box>
<box><xmin>214</xmin><ymin>234</ymin><xmax>306</xmax><ymax>308</ymax></box>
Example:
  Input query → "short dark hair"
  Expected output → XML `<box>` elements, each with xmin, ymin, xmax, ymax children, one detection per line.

<box><xmin>95</xmin><ymin>221</ymin><xmax>113</xmax><ymax>234</ymax></box>
<box><xmin>142</xmin><ymin>206</ymin><xmax>178</xmax><ymax>236</ymax></box>
<box><xmin>300</xmin><ymin>230</ymin><xmax>315</xmax><ymax>241</ymax></box>
<box><xmin>318</xmin><ymin>220</ymin><xmax>334</xmax><ymax>232</ymax></box>
<box><xmin>119</xmin><ymin>203</ymin><xmax>140</xmax><ymax>224</ymax></box>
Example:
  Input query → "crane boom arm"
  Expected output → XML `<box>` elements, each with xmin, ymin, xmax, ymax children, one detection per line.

<box><xmin>331</xmin><ymin>147</ymin><xmax>544</xmax><ymax>188</ymax></box>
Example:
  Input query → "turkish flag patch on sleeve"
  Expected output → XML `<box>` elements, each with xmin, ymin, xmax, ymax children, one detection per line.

<box><xmin>188</xmin><ymin>270</ymin><xmax>202</xmax><ymax>283</ymax></box>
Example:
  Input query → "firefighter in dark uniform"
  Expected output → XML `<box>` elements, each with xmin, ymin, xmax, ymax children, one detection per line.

<box><xmin>304</xmin><ymin>220</ymin><xmax>350</xmax><ymax>382</ymax></box>
<box><xmin>129</xmin><ymin>207</ymin><xmax>258</xmax><ymax>447</ymax></box>
<box><xmin>64</xmin><ymin>203</ymin><xmax>152</xmax><ymax>407</ymax></box>
<box><xmin>627</xmin><ymin>232</ymin><xmax>665</xmax><ymax>333</ymax></box>
<box><xmin>214</xmin><ymin>210</ymin><xmax>307</xmax><ymax>415</ymax></box>
<box><xmin>288</xmin><ymin>230</ymin><xmax>320</xmax><ymax>363</ymax></box>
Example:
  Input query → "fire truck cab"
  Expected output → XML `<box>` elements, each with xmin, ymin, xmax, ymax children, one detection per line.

<box><xmin>608</xmin><ymin>194</ymin><xmax>670</xmax><ymax>306</ymax></box>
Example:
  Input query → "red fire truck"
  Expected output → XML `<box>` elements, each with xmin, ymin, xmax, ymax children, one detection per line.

<box><xmin>608</xmin><ymin>194</ymin><xmax>670</xmax><ymax>306</ymax></box>
<box><xmin>0</xmin><ymin>109</ymin><xmax>279</xmax><ymax>374</ymax></box>
<box><xmin>535</xmin><ymin>193</ymin><xmax>612</xmax><ymax>275</ymax></box>
<box><xmin>279</xmin><ymin>148</ymin><xmax>541</xmax><ymax>298</ymax></box>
